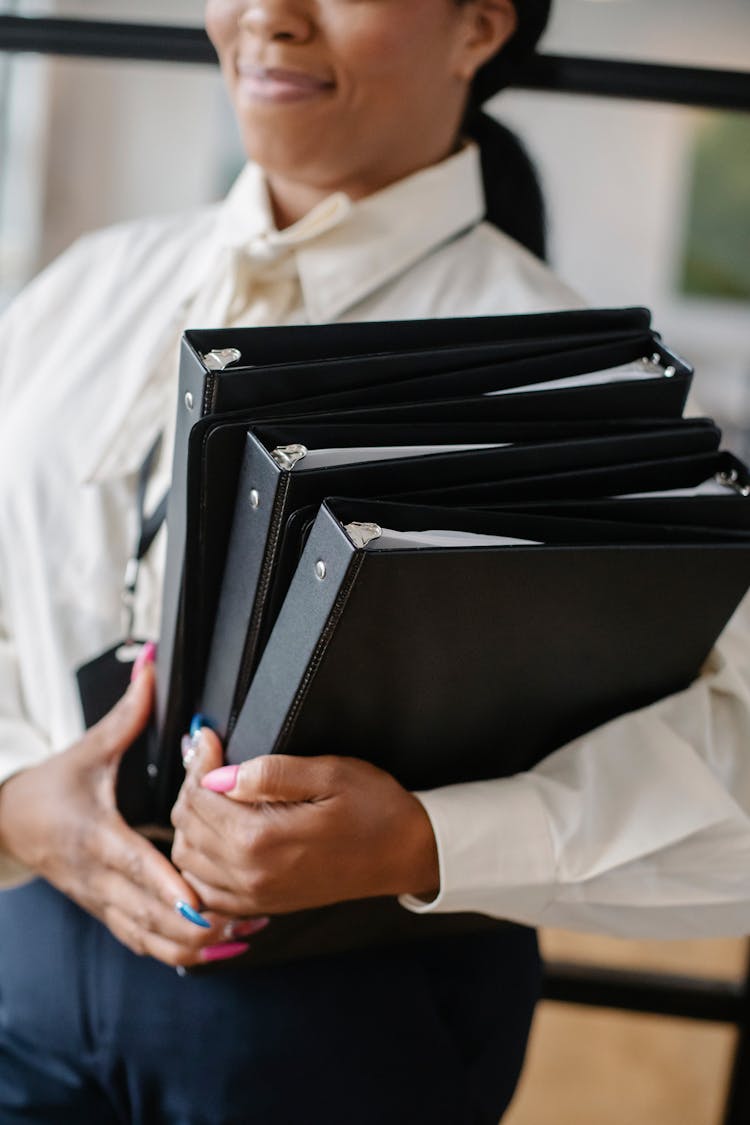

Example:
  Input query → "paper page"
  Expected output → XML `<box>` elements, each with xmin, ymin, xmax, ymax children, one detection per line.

<box><xmin>486</xmin><ymin>361</ymin><xmax>661</xmax><ymax>398</ymax></box>
<box><xmin>618</xmin><ymin>479</ymin><xmax>733</xmax><ymax>499</ymax></box>
<box><xmin>298</xmin><ymin>443</ymin><xmax>509</xmax><ymax>471</ymax></box>
<box><xmin>370</xmin><ymin>528</ymin><xmax>542</xmax><ymax>550</ymax></box>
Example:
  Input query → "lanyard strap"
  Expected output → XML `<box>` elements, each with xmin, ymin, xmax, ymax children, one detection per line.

<box><xmin>122</xmin><ymin>436</ymin><xmax>169</xmax><ymax>643</ymax></box>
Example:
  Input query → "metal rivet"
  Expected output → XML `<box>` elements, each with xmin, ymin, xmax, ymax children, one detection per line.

<box><xmin>184</xmin><ymin>391</ymin><xmax>194</xmax><ymax>410</ymax></box>
<box><xmin>249</xmin><ymin>489</ymin><xmax>260</xmax><ymax>509</ymax></box>
<box><xmin>664</xmin><ymin>365</ymin><xmax>676</xmax><ymax>378</ymax></box>
<box><xmin>315</xmin><ymin>560</ymin><xmax>326</xmax><ymax>580</ymax></box>
<box><xmin>147</xmin><ymin>763</ymin><xmax>159</xmax><ymax>779</ymax></box>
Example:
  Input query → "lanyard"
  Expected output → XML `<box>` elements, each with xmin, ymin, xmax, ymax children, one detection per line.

<box><xmin>121</xmin><ymin>436</ymin><xmax>169</xmax><ymax>645</ymax></box>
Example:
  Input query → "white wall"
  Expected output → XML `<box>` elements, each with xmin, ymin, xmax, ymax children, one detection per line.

<box><xmin>492</xmin><ymin>0</ymin><xmax>750</xmax><ymax>433</ymax></box>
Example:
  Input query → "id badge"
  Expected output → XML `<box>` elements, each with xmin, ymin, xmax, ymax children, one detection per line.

<box><xmin>76</xmin><ymin>642</ymin><xmax>158</xmax><ymax>827</ymax></box>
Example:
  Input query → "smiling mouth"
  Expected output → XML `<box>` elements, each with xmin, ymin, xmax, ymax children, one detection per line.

<box><xmin>236</xmin><ymin>65</ymin><xmax>335</xmax><ymax>104</ymax></box>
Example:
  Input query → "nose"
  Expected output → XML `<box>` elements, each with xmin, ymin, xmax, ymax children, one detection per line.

<box><xmin>237</xmin><ymin>1</ymin><xmax>314</xmax><ymax>44</ymax></box>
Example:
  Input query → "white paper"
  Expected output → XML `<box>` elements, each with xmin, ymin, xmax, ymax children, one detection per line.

<box><xmin>618</xmin><ymin>479</ymin><xmax>732</xmax><ymax>499</ymax></box>
<box><xmin>486</xmin><ymin>362</ymin><xmax>661</xmax><ymax>398</ymax></box>
<box><xmin>370</xmin><ymin>527</ymin><xmax>542</xmax><ymax>550</ymax></box>
<box><xmin>297</xmin><ymin>443</ymin><xmax>509</xmax><ymax>471</ymax></box>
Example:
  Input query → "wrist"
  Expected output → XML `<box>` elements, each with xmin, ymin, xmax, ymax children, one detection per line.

<box><xmin>399</xmin><ymin>793</ymin><xmax>440</xmax><ymax>901</ymax></box>
<box><xmin>0</xmin><ymin>770</ymin><xmax>30</xmax><ymax>864</ymax></box>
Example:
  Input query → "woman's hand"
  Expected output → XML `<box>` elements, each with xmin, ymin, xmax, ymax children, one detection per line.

<box><xmin>171</xmin><ymin>728</ymin><xmax>440</xmax><ymax>917</ymax></box>
<box><xmin>0</xmin><ymin>660</ymin><xmax>260</xmax><ymax>968</ymax></box>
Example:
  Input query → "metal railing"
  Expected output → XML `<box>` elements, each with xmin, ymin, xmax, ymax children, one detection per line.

<box><xmin>1</xmin><ymin>15</ymin><xmax>749</xmax><ymax>112</ymax></box>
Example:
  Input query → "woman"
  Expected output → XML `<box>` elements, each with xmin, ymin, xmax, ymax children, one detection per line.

<box><xmin>1</xmin><ymin>2</ymin><xmax>749</xmax><ymax>1122</ymax></box>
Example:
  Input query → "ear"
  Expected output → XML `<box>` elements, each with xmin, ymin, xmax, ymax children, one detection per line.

<box><xmin>452</xmin><ymin>0</ymin><xmax>519</xmax><ymax>83</ymax></box>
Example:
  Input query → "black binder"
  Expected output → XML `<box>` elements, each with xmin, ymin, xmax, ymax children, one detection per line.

<box><xmin>145</xmin><ymin>308</ymin><xmax>750</xmax><ymax>967</ymax></box>
<box><xmin>227</xmin><ymin>498</ymin><xmax>750</xmax><ymax>790</ymax></box>
<box><xmin>199</xmin><ymin>417</ymin><xmax>720</xmax><ymax>739</ymax></box>
<box><xmin>154</xmin><ymin>309</ymin><xmax>691</xmax><ymax>817</ymax></box>
<box><xmin>202</xmin><ymin>495</ymin><xmax>750</xmax><ymax>966</ymax></box>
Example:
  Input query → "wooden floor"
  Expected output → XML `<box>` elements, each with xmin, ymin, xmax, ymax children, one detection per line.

<box><xmin>503</xmin><ymin>932</ymin><xmax>747</xmax><ymax>1125</ymax></box>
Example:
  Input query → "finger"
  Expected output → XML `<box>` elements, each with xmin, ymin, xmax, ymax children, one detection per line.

<box><xmin>98</xmin><ymin>867</ymin><xmax>230</xmax><ymax>949</ymax></box>
<box><xmin>103</xmin><ymin>903</ymin><xmax>223</xmax><ymax>968</ymax></box>
<box><xmin>182</xmin><ymin>870</ymin><xmax>255</xmax><ymax>919</ymax></box>
<box><xmin>172</xmin><ymin>770</ymin><xmax>243</xmax><ymax>846</ymax></box>
<box><xmin>83</xmin><ymin>662</ymin><xmax>156</xmax><ymax>763</ymax></box>
<box><xmin>181</xmin><ymin>723</ymin><xmax>224</xmax><ymax>777</ymax></box>
<box><xmin>171</xmin><ymin>830</ymin><xmax>240</xmax><ymax>897</ymax></box>
<box><xmin>200</xmin><ymin>754</ymin><xmax>345</xmax><ymax>805</ymax></box>
<box><xmin>97</xmin><ymin>815</ymin><xmax>206</xmax><ymax>921</ymax></box>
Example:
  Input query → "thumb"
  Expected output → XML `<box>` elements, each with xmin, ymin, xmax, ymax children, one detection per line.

<box><xmin>186</xmin><ymin>726</ymin><xmax>225</xmax><ymax>780</ymax></box>
<box><xmin>85</xmin><ymin>660</ymin><xmax>155</xmax><ymax>762</ymax></box>
<box><xmin>201</xmin><ymin>754</ymin><xmax>337</xmax><ymax>805</ymax></box>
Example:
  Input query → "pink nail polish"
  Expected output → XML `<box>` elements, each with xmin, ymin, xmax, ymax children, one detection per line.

<box><xmin>199</xmin><ymin>941</ymin><xmax>250</xmax><ymax>963</ymax></box>
<box><xmin>201</xmin><ymin>765</ymin><xmax>239</xmax><ymax>793</ymax></box>
<box><xmin>130</xmin><ymin>641</ymin><xmax>157</xmax><ymax>683</ymax></box>
<box><xmin>226</xmin><ymin>917</ymin><xmax>270</xmax><ymax>940</ymax></box>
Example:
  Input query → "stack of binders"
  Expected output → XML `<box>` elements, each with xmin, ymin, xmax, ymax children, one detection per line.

<box><xmin>149</xmin><ymin>308</ymin><xmax>750</xmax><ymax>963</ymax></box>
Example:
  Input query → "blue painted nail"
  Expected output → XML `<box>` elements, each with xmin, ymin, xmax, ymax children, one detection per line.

<box><xmin>176</xmin><ymin>900</ymin><xmax>211</xmax><ymax>929</ymax></box>
<box><xmin>190</xmin><ymin>713</ymin><xmax>215</xmax><ymax>738</ymax></box>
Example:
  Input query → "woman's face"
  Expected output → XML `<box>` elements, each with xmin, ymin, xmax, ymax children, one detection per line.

<box><xmin>206</xmin><ymin>0</ymin><xmax>516</xmax><ymax>200</ymax></box>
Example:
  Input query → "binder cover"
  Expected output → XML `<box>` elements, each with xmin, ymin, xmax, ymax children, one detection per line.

<box><xmin>228</xmin><ymin>498</ymin><xmax>750</xmax><ymax>790</ymax></box>
<box><xmin>210</xmin><ymin>497</ymin><xmax>750</xmax><ymax>964</ymax></box>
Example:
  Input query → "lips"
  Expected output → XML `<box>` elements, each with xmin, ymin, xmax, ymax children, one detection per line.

<box><xmin>236</xmin><ymin>64</ymin><xmax>335</xmax><ymax>104</ymax></box>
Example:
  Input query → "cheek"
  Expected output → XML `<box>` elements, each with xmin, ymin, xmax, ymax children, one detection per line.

<box><xmin>329</xmin><ymin>7</ymin><xmax>457</xmax><ymax>94</ymax></box>
<box><xmin>205</xmin><ymin>0</ymin><xmax>241</xmax><ymax>53</ymax></box>
<box><xmin>334</xmin><ymin>31</ymin><xmax>414</xmax><ymax>100</ymax></box>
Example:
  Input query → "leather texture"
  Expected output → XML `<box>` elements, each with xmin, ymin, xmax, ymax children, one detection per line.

<box><xmin>233</xmin><ymin>497</ymin><xmax>750</xmax><ymax>791</ymax></box>
<box><xmin>201</xmin><ymin>416</ymin><xmax>718</xmax><ymax>739</ymax></box>
<box><xmin>218</xmin><ymin>493</ymin><xmax>750</xmax><ymax>965</ymax></box>
<box><xmin>156</xmin><ymin>309</ymin><xmax>687</xmax><ymax>819</ymax></box>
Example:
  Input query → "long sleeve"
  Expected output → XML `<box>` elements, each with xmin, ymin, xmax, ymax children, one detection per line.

<box><xmin>0</xmin><ymin>599</ymin><xmax>53</xmax><ymax>887</ymax></box>
<box><xmin>400</xmin><ymin>594</ymin><xmax>750</xmax><ymax>939</ymax></box>
<box><xmin>0</xmin><ymin>278</ymin><xmax>58</xmax><ymax>882</ymax></box>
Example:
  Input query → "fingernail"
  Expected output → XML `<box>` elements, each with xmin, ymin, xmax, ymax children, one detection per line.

<box><xmin>224</xmin><ymin>917</ymin><xmax>270</xmax><ymax>940</ymax></box>
<box><xmin>181</xmin><ymin>733</ymin><xmax>200</xmax><ymax>769</ymax></box>
<box><xmin>175</xmin><ymin>900</ymin><xmax>211</xmax><ymax>929</ymax></box>
<box><xmin>200</xmin><ymin>942</ymin><xmax>250</xmax><ymax>963</ymax></box>
<box><xmin>190</xmin><ymin>713</ymin><xmax>215</xmax><ymax>738</ymax></box>
<box><xmin>130</xmin><ymin>641</ymin><xmax>157</xmax><ymax>683</ymax></box>
<box><xmin>201</xmin><ymin>765</ymin><xmax>239</xmax><ymax>793</ymax></box>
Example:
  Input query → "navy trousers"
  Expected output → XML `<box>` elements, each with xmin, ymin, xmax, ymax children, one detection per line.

<box><xmin>0</xmin><ymin>881</ymin><xmax>540</xmax><ymax>1125</ymax></box>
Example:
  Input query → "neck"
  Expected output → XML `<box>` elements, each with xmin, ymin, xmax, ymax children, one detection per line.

<box><xmin>265</xmin><ymin>135</ymin><xmax>463</xmax><ymax>230</ymax></box>
<box><xmin>266</xmin><ymin>176</ymin><xmax>336</xmax><ymax>231</ymax></box>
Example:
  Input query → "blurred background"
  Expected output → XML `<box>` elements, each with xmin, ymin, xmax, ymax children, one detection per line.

<box><xmin>1</xmin><ymin>1</ymin><xmax>749</xmax><ymax>1122</ymax></box>
<box><xmin>2</xmin><ymin>0</ymin><xmax>749</xmax><ymax>444</ymax></box>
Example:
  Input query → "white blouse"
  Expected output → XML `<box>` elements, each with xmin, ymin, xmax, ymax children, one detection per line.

<box><xmin>1</xmin><ymin>144</ymin><xmax>749</xmax><ymax>940</ymax></box>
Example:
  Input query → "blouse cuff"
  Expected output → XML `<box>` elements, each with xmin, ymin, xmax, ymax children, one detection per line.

<box><xmin>398</xmin><ymin>774</ymin><xmax>556</xmax><ymax>919</ymax></box>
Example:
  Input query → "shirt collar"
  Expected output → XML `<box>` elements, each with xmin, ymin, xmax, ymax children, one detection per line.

<box><xmin>218</xmin><ymin>142</ymin><xmax>485</xmax><ymax>322</ymax></box>
<box><xmin>77</xmin><ymin>145</ymin><xmax>485</xmax><ymax>486</ymax></box>
<box><xmin>215</xmin><ymin>161</ymin><xmax>353</xmax><ymax>263</ymax></box>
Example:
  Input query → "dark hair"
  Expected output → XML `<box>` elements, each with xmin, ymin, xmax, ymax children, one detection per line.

<box><xmin>464</xmin><ymin>108</ymin><xmax>548</xmax><ymax>261</ymax></box>
<box><xmin>459</xmin><ymin>0</ymin><xmax>552</xmax><ymax>261</ymax></box>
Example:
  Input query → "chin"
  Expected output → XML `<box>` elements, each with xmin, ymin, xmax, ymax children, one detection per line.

<box><xmin>239</xmin><ymin>120</ymin><xmax>341</xmax><ymax>184</ymax></box>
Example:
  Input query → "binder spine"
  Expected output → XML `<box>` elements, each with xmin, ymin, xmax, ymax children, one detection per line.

<box><xmin>277</xmin><ymin>551</ymin><xmax>365</xmax><ymax>752</ymax></box>
<box><xmin>226</xmin><ymin>508</ymin><xmax>358</xmax><ymax>764</ymax></box>
<box><xmin>200</xmin><ymin>439</ymin><xmax>284</xmax><ymax>736</ymax></box>
<box><xmin>154</xmin><ymin>339</ymin><xmax>210</xmax><ymax>767</ymax></box>
<box><xmin>229</xmin><ymin>468</ymin><xmax>293</xmax><ymax>730</ymax></box>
